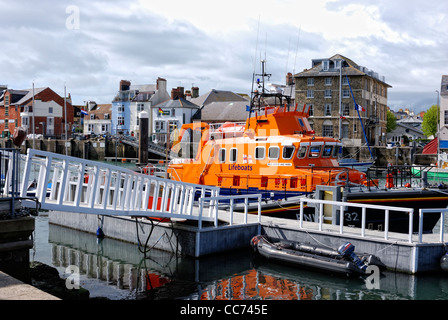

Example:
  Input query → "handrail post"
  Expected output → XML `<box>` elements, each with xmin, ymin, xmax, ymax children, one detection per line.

<box><xmin>339</xmin><ymin>205</ymin><xmax>344</xmax><ymax>234</ymax></box>
<box><xmin>441</xmin><ymin>211</ymin><xmax>445</xmax><ymax>243</ymax></box>
<box><xmin>299</xmin><ymin>199</ymin><xmax>304</xmax><ymax>228</ymax></box>
<box><xmin>384</xmin><ymin>210</ymin><xmax>389</xmax><ymax>240</ymax></box>
<box><xmin>418</xmin><ymin>209</ymin><xmax>424</xmax><ymax>243</ymax></box>
<box><xmin>318</xmin><ymin>202</ymin><xmax>323</xmax><ymax>231</ymax></box>
<box><xmin>229</xmin><ymin>198</ymin><xmax>234</xmax><ymax>226</ymax></box>
<box><xmin>244</xmin><ymin>197</ymin><xmax>248</xmax><ymax>224</ymax></box>
<box><xmin>361</xmin><ymin>207</ymin><xmax>366</xmax><ymax>237</ymax></box>
<box><xmin>408</xmin><ymin>210</ymin><xmax>414</xmax><ymax>243</ymax></box>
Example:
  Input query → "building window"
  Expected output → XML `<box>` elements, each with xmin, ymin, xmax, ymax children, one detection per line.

<box><xmin>118</xmin><ymin>116</ymin><xmax>125</xmax><ymax>126</ymax></box>
<box><xmin>325</xmin><ymin>104</ymin><xmax>332</xmax><ymax>116</ymax></box>
<box><xmin>343</xmin><ymin>77</ymin><xmax>349</xmax><ymax>86</ymax></box>
<box><xmin>155</xmin><ymin>120</ymin><xmax>164</xmax><ymax>131</ymax></box>
<box><xmin>308</xmin><ymin>104</ymin><xmax>314</xmax><ymax>116</ymax></box>
<box><xmin>306</xmin><ymin>90</ymin><xmax>314</xmax><ymax>99</ymax></box>
<box><xmin>137</xmin><ymin>104</ymin><xmax>144</xmax><ymax>112</ymax></box>
<box><xmin>342</xmin><ymin>103</ymin><xmax>350</xmax><ymax>116</ymax></box>
<box><xmin>342</xmin><ymin>123</ymin><xmax>349</xmax><ymax>139</ymax></box>
<box><xmin>325</xmin><ymin>78</ymin><xmax>332</xmax><ymax>86</ymax></box>
<box><xmin>307</xmin><ymin>78</ymin><xmax>314</xmax><ymax>86</ymax></box>
<box><xmin>445</xmin><ymin>111</ymin><xmax>448</xmax><ymax>125</ymax></box>
<box><xmin>104</xmin><ymin>114</ymin><xmax>109</xmax><ymax>120</ymax></box>
<box><xmin>118</xmin><ymin>105</ymin><xmax>125</xmax><ymax>113</ymax></box>
<box><xmin>49</xmin><ymin>107</ymin><xmax>53</xmax><ymax>114</ymax></box>
<box><xmin>90</xmin><ymin>114</ymin><xmax>95</xmax><ymax>120</ymax></box>
<box><xmin>322</xmin><ymin>121</ymin><xmax>333</xmax><ymax>137</ymax></box>
<box><xmin>324</xmin><ymin>90</ymin><xmax>332</xmax><ymax>98</ymax></box>
<box><xmin>322</xmin><ymin>60</ymin><xmax>330</xmax><ymax>71</ymax></box>
<box><xmin>343</xmin><ymin>90</ymin><xmax>350</xmax><ymax>98</ymax></box>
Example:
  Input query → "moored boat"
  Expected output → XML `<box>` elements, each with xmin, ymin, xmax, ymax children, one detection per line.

<box><xmin>163</xmin><ymin>61</ymin><xmax>446</xmax><ymax>234</ymax></box>
<box><xmin>251</xmin><ymin>235</ymin><xmax>386</xmax><ymax>277</ymax></box>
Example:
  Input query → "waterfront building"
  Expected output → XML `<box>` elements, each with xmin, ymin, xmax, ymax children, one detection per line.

<box><xmin>295</xmin><ymin>54</ymin><xmax>391</xmax><ymax>147</ymax></box>
<box><xmin>0</xmin><ymin>86</ymin><xmax>73</xmax><ymax>138</ymax></box>
<box><xmin>111</xmin><ymin>78</ymin><xmax>170</xmax><ymax>135</ymax></box>
<box><xmin>438</xmin><ymin>75</ymin><xmax>448</xmax><ymax>152</ymax></box>
<box><xmin>151</xmin><ymin>90</ymin><xmax>200</xmax><ymax>144</ymax></box>
<box><xmin>83</xmin><ymin>102</ymin><xmax>112</xmax><ymax>135</ymax></box>
<box><xmin>191</xmin><ymin>89</ymin><xmax>249</xmax><ymax>123</ymax></box>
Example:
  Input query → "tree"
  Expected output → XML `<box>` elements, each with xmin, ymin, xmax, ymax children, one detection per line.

<box><xmin>422</xmin><ymin>105</ymin><xmax>439</xmax><ymax>138</ymax></box>
<box><xmin>386</xmin><ymin>110</ymin><xmax>397</xmax><ymax>133</ymax></box>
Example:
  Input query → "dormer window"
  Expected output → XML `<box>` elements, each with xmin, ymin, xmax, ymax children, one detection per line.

<box><xmin>323</xmin><ymin>60</ymin><xmax>330</xmax><ymax>71</ymax></box>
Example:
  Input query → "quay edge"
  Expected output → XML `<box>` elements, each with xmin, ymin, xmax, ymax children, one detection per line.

<box><xmin>48</xmin><ymin>210</ymin><xmax>448</xmax><ymax>275</ymax></box>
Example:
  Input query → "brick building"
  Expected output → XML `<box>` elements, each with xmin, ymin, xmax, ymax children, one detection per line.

<box><xmin>0</xmin><ymin>86</ymin><xmax>74</xmax><ymax>138</ymax></box>
<box><xmin>295</xmin><ymin>54</ymin><xmax>391</xmax><ymax>147</ymax></box>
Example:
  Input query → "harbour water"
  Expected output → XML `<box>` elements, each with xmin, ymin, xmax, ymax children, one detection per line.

<box><xmin>30</xmin><ymin>213</ymin><xmax>448</xmax><ymax>301</ymax></box>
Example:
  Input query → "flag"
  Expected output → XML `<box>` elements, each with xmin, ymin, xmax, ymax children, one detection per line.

<box><xmin>340</xmin><ymin>115</ymin><xmax>346</xmax><ymax>120</ymax></box>
<box><xmin>80</xmin><ymin>109</ymin><xmax>88</xmax><ymax>116</ymax></box>
<box><xmin>158</xmin><ymin>107</ymin><xmax>163</xmax><ymax>114</ymax></box>
<box><xmin>355</xmin><ymin>104</ymin><xmax>365</xmax><ymax>112</ymax></box>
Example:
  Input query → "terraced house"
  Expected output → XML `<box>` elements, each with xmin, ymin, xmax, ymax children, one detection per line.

<box><xmin>295</xmin><ymin>54</ymin><xmax>391</xmax><ymax>148</ymax></box>
<box><xmin>0</xmin><ymin>86</ymin><xmax>73</xmax><ymax>138</ymax></box>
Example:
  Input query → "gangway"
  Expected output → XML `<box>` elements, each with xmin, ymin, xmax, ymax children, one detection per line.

<box><xmin>18</xmin><ymin>149</ymin><xmax>226</xmax><ymax>222</ymax></box>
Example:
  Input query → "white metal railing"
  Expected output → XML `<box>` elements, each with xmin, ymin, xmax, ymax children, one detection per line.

<box><xmin>198</xmin><ymin>194</ymin><xmax>262</xmax><ymax>228</ymax></box>
<box><xmin>419</xmin><ymin>208</ymin><xmax>448</xmax><ymax>243</ymax></box>
<box><xmin>298</xmin><ymin>198</ymin><xmax>418</xmax><ymax>243</ymax></box>
<box><xmin>19</xmin><ymin>149</ymin><xmax>222</xmax><ymax>222</ymax></box>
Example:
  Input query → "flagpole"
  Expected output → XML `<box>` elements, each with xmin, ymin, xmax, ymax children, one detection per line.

<box><xmin>64</xmin><ymin>83</ymin><xmax>68</xmax><ymax>155</ymax></box>
<box><xmin>32</xmin><ymin>82</ymin><xmax>35</xmax><ymax>149</ymax></box>
<box><xmin>346</xmin><ymin>74</ymin><xmax>374</xmax><ymax>160</ymax></box>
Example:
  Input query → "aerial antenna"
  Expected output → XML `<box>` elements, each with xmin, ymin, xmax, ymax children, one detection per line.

<box><xmin>293</xmin><ymin>26</ymin><xmax>301</xmax><ymax>75</ymax></box>
<box><xmin>285</xmin><ymin>37</ymin><xmax>291</xmax><ymax>77</ymax></box>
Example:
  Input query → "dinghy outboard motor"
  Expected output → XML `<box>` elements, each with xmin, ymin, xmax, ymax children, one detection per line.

<box><xmin>338</xmin><ymin>242</ymin><xmax>367</xmax><ymax>272</ymax></box>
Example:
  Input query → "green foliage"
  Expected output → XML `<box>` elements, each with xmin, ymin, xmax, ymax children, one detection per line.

<box><xmin>386</xmin><ymin>110</ymin><xmax>397</xmax><ymax>133</ymax></box>
<box><xmin>422</xmin><ymin>105</ymin><xmax>439</xmax><ymax>137</ymax></box>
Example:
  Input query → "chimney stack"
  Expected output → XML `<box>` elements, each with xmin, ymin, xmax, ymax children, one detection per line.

<box><xmin>171</xmin><ymin>86</ymin><xmax>185</xmax><ymax>100</ymax></box>
<box><xmin>286</xmin><ymin>73</ymin><xmax>294</xmax><ymax>86</ymax></box>
<box><xmin>191</xmin><ymin>86</ymin><xmax>199</xmax><ymax>98</ymax></box>
<box><xmin>120</xmin><ymin>80</ymin><xmax>131</xmax><ymax>91</ymax></box>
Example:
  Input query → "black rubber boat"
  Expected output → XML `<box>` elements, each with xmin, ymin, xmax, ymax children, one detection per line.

<box><xmin>251</xmin><ymin>235</ymin><xmax>386</xmax><ymax>277</ymax></box>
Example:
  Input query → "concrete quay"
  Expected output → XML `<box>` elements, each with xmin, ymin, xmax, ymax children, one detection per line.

<box><xmin>0</xmin><ymin>271</ymin><xmax>60</xmax><ymax>300</ymax></box>
<box><xmin>48</xmin><ymin>209</ymin><xmax>448</xmax><ymax>274</ymax></box>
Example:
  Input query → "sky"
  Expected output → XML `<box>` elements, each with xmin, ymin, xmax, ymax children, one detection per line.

<box><xmin>1</xmin><ymin>0</ymin><xmax>447</xmax><ymax>113</ymax></box>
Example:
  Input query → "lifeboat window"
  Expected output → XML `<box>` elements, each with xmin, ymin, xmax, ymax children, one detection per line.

<box><xmin>282</xmin><ymin>146</ymin><xmax>295</xmax><ymax>160</ymax></box>
<box><xmin>255</xmin><ymin>146</ymin><xmax>265</xmax><ymax>160</ymax></box>
<box><xmin>218</xmin><ymin>148</ymin><xmax>226</xmax><ymax>163</ymax></box>
<box><xmin>309</xmin><ymin>145</ymin><xmax>322</xmax><ymax>158</ymax></box>
<box><xmin>229</xmin><ymin>148</ymin><xmax>238</xmax><ymax>163</ymax></box>
<box><xmin>333</xmin><ymin>145</ymin><xmax>341</xmax><ymax>157</ymax></box>
<box><xmin>268</xmin><ymin>146</ymin><xmax>280</xmax><ymax>160</ymax></box>
<box><xmin>322</xmin><ymin>146</ymin><xmax>333</xmax><ymax>157</ymax></box>
<box><xmin>297</xmin><ymin>146</ymin><xmax>307</xmax><ymax>159</ymax></box>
